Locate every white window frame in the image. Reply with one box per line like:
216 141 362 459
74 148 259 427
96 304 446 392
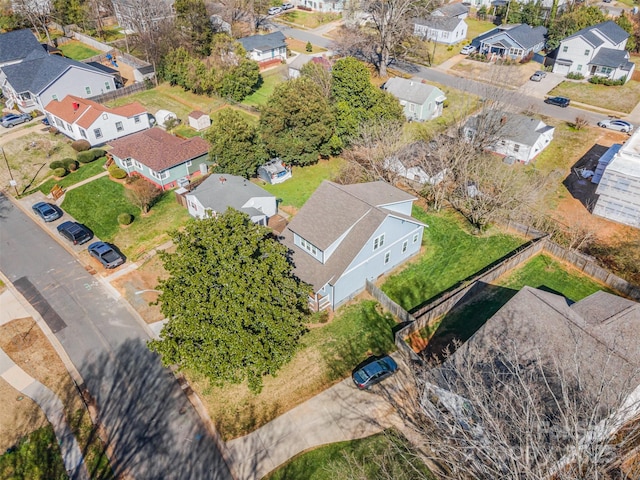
384 252 390 264
122 158 133 168
373 234 385 250
150 170 169 180
134 115 141 124
300 238 318 255
115 121 124 132
133 160 143 170
85 86 92 95
105 81 111 91
562 45 568 53
413 233 419 243
80 129 87 139
94 128 103 138
402 240 408 254
186 160 192 167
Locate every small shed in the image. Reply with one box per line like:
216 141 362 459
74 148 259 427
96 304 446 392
155 109 178 128
188 111 211 131
257 158 292 184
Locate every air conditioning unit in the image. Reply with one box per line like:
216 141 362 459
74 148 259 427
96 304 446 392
177 177 190 188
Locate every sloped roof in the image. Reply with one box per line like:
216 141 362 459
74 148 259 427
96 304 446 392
289 53 312 71
45 95 147 128
1 55 110 94
109 128 209 171
239 31 286 52
589 47 634 70
432 3 469 17
187 174 274 215
414 16 464 33
282 181 421 290
465 111 553 147
0 29 47 65
479 24 547 50
566 20 629 47
384 77 446 105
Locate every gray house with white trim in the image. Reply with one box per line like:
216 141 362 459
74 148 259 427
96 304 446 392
474 23 547 59
239 31 287 63
431 3 469 19
383 77 446 122
281 181 426 311
413 16 468 45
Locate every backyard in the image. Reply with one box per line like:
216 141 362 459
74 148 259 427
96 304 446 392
242 65 287 108
58 40 101 60
548 79 640 114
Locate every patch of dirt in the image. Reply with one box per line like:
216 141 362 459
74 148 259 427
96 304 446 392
451 58 539 87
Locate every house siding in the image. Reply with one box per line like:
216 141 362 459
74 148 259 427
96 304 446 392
115 152 211 190
38 69 116 112
248 46 287 62
48 111 150 146
413 21 467 45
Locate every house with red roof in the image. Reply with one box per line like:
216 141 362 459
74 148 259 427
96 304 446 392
44 95 151 146
109 128 211 190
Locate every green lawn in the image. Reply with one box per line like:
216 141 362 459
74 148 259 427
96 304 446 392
548 79 640 113
58 41 101 60
0 426 68 480
381 207 525 312
29 158 107 196
242 66 287 107
266 431 433 480
258 157 345 209
415 254 609 356
279 10 340 29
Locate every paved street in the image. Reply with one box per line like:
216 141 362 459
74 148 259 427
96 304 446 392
0 193 231 480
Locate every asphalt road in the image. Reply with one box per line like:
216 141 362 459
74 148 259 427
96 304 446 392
0 193 231 480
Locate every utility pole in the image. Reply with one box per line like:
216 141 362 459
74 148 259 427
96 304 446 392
1 147 19 196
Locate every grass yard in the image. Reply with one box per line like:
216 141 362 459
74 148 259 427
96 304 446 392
279 10 340 29
548 79 640 113
413 253 610 356
257 157 345 210
172 124 204 138
266 430 433 480
286 39 326 54
29 158 107 196
61 177 190 258
465 17 498 40
0 426 68 480
58 41 101 60
381 207 525 312
190 300 397 439
242 66 287 107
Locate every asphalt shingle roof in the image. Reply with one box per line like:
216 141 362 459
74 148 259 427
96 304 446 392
465 111 553 147
188 174 274 215
589 47 633 70
433 3 469 17
384 77 446 105
0 29 46 65
239 31 286 53
501 24 547 49
413 16 464 33
567 20 629 47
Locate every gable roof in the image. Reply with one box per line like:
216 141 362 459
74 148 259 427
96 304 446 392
384 77 446 105
239 31 286 53
413 16 465 33
565 20 629 48
432 3 469 17
282 181 420 290
45 95 147 128
0 29 47 65
465 111 553 147
1 55 110 94
479 24 547 50
289 53 312 71
109 128 209 172
589 47 634 70
187 174 274 215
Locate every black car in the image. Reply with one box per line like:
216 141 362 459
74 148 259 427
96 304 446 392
88 241 125 268
32 201 61 222
57 221 92 245
352 355 398 390
544 96 570 108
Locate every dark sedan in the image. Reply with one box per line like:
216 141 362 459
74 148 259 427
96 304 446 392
352 355 398 390
544 96 570 108
88 241 125 269
32 201 62 222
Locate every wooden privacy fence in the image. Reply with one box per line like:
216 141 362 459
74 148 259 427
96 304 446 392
88 82 151 103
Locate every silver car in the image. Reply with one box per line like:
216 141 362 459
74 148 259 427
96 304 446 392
1 113 31 128
597 119 634 133
530 70 547 82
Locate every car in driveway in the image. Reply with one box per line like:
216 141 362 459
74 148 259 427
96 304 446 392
57 221 92 245
88 241 125 268
460 45 477 55
530 70 547 82
352 355 398 390
597 118 634 133
32 201 62 222
281 2 294 9
268 6 282 14
1 113 31 128
544 96 570 108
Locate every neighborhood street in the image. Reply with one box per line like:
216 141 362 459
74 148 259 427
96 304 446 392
0 193 231 479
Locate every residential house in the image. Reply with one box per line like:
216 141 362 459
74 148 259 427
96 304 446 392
44 95 150 146
423 286 640 474
258 158 292 184
431 3 469 19
464 111 554 164
210 15 232 34
288 54 331 78
0 29 116 113
473 23 547 59
413 16 468 45
552 21 634 83
185 174 276 225
109 128 211 190
385 141 446 185
188 111 211 131
111 0 175 33
383 77 446 122
299 0 345 12
239 31 287 64
592 129 640 228
281 181 426 311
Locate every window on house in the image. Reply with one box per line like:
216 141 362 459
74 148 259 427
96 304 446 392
601 66 613 74
105 81 111 91
585 49 590 56
514 144 520 152
384 252 390 264
133 160 143 169
577 64 582 71
66 123 72 130
150 170 169 180
409 103 416 113
80 129 87 139
413 233 419 243
442 32 449 39
373 234 385 250
122 159 133 168
115 121 124 132
300 238 318 255
134 115 141 124
402 240 408 254
186 160 192 167
51 94 58 101
500 140 506 146
562 45 568 53
85 86 92 95
102 113 108 120
94 128 103 138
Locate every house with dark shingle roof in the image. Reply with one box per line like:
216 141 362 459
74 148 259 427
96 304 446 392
281 181 426 311
109 128 211 190
431 3 469 19
472 23 547 59
552 21 634 83
383 77 446 122
413 16 468 45
463 111 555 164
44 95 150 146
239 31 287 63
0 29 116 113
185 174 276 225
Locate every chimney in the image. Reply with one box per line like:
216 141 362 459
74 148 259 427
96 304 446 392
219 176 226 184
72 102 80 112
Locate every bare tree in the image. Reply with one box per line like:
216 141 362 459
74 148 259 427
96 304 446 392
125 177 163 213
299 61 332 98
12 0 53 44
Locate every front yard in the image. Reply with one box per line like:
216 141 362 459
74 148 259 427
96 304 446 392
279 10 340 29
548 79 640 113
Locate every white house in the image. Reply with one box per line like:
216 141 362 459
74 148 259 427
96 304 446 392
431 3 469 19
239 31 287 63
464 111 555 164
592 129 640 228
44 95 150 146
413 16 468 45
299 0 345 12
383 77 446 122
385 141 446 185
185 174 277 225
552 21 634 83
288 54 312 79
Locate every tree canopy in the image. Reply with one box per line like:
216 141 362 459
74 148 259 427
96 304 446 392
174 0 213 56
546 6 607 50
149 209 310 393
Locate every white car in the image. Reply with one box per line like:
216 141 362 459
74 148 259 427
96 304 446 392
597 119 634 133
460 45 477 55
282 2 294 9
268 6 282 14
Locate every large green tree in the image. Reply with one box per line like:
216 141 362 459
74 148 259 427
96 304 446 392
546 6 606 50
616 12 637 52
205 109 267 177
149 209 310 393
174 0 212 56
260 77 336 166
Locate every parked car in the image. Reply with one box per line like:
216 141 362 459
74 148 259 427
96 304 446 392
597 118 634 133
41 116 50 126
460 45 477 55
544 96 570 108
32 202 62 222
1 113 31 128
268 6 282 14
57 221 92 245
352 355 398 390
282 2 294 9
88 241 125 269
530 71 547 82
